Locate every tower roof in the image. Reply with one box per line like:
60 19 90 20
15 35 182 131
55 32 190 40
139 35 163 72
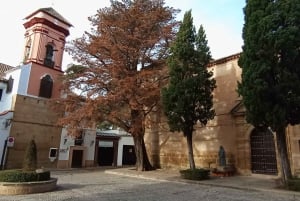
25 7 72 27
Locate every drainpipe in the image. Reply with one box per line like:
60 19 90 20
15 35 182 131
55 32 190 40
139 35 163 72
1 139 7 170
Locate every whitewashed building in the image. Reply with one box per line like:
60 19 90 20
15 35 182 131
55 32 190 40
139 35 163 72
57 128 135 168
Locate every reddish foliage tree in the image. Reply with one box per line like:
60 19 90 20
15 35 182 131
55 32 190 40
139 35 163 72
55 0 179 171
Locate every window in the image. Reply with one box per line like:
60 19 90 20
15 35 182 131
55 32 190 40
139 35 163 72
49 148 58 158
6 76 14 93
75 131 84 146
0 89 3 101
39 75 53 98
44 44 55 67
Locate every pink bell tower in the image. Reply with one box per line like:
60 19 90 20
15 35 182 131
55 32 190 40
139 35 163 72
22 7 72 98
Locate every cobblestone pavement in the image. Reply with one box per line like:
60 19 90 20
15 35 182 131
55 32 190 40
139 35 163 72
0 168 299 201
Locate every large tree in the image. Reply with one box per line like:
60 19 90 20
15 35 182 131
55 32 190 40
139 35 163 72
162 10 216 170
238 0 300 184
56 0 179 171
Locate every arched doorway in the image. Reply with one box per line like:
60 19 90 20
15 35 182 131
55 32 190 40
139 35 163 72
250 128 278 175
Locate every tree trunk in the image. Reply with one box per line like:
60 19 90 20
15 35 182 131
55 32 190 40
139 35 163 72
186 132 195 170
133 134 153 171
275 126 292 185
131 109 153 171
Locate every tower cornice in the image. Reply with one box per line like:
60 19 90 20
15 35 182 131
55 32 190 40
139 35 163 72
23 17 70 36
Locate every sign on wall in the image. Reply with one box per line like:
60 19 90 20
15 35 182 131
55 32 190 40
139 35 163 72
99 141 113 147
7 137 15 147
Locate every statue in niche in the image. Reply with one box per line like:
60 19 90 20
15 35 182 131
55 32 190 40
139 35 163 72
218 145 226 167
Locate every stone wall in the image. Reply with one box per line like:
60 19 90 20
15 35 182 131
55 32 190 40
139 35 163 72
286 125 300 176
145 53 300 177
145 54 241 171
5 94 62 169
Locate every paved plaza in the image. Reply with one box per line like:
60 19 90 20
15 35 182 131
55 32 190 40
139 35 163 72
0 168 299 201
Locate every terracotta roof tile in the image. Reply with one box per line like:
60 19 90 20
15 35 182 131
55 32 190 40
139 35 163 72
0 63 14 77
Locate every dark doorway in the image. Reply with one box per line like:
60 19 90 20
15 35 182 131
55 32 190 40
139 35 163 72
98 147 114 166
71 150 83 168
250 128 278 175
122 145 136 165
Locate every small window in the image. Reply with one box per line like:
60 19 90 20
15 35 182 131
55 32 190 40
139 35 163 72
6 76 14 93
0 89 3 101
49 148 58 158
75 131 84 146
39 75 53 98
44 44 55 67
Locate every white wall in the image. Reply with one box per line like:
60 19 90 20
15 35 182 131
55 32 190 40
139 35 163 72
0 111 13 166
98 129 134 166
117 136 134 166
0 64 31 113
82 129 96 161
0 70 19 112
58 128 71 160
58 127 133 167
17 64 31 95
58 128 96 161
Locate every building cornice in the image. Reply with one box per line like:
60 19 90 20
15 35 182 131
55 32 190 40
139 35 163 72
23 17 70 36
208 52 241 67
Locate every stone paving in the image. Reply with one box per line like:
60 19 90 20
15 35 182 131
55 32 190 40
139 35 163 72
0 168 299 201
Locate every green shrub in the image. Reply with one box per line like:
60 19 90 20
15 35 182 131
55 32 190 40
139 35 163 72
37 171 50 181
287 178 300 191
0 169 50 182
180 168 210 180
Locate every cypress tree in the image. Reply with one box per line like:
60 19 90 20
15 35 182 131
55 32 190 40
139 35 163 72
162 10 216 170
23 139 37 171
238 0 300 184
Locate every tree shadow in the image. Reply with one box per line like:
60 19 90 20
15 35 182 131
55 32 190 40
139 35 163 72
55 183 83 191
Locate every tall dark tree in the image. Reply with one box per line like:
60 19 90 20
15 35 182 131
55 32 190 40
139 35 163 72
55 0 179 171
238 0 300 184
23 139 37 171
162 10 216 170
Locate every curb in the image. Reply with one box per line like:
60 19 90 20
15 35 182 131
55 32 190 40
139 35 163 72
105 169 300 196
0 178 57 195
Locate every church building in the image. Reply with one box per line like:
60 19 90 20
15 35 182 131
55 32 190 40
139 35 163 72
1 7 299 179
0 7 72 169
145 53 300 177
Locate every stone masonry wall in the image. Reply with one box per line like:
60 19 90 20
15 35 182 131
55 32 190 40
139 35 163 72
5 94 62 169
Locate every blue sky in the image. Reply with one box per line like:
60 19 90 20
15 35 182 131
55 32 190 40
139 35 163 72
0 0 245 68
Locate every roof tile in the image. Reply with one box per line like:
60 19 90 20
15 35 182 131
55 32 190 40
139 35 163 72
0 63 14 77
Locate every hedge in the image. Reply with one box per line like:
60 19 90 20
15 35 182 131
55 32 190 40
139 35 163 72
287 178 300 191
0 169 50 182
180 168 210 180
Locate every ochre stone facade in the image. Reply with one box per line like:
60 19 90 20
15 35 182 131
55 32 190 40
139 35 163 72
5 95 62 169
145 53 300 177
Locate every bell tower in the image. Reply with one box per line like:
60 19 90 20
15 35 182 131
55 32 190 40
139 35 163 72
23 7 72 71
21 7 72 98
3 7 72 169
